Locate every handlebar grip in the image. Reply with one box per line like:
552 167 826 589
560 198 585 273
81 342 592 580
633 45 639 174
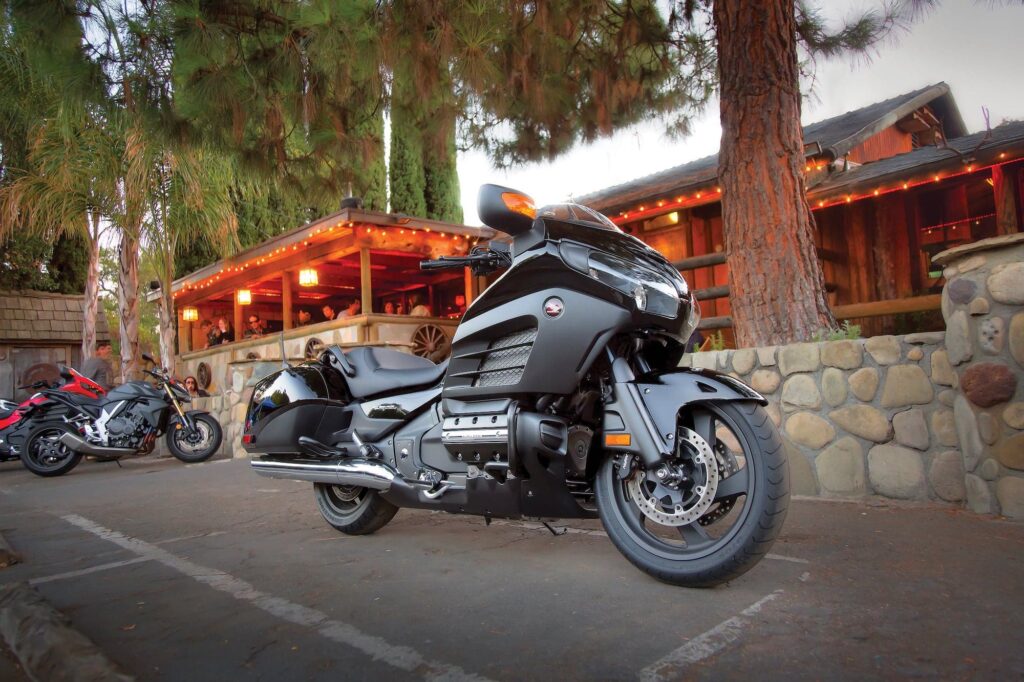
420 258 464 271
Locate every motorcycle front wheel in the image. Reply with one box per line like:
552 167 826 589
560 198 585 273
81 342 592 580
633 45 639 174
21 423 84 477
595 401 788 587
166 414 223 463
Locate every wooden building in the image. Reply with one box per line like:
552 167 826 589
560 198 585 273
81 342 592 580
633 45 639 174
161 208 492 393
0 290 111 400
578 83 1024 340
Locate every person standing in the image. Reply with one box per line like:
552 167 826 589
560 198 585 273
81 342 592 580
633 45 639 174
79 341 113 390
409 294 431 317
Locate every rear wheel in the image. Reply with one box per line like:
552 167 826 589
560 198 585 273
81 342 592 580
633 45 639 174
595 401 788 587
313 483 398 535
20 423 83 477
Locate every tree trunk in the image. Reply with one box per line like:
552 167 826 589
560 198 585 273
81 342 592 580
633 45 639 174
158 259 176 376
118 228 140 382
713 0 834 347
80 214 101 362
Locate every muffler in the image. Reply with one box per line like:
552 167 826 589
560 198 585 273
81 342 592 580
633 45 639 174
58 432 136 458
251 456 397 491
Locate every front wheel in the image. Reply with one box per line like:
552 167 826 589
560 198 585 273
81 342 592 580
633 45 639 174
313 483 398 535
595 401 788 587
21 423 84 477
166 413 222 463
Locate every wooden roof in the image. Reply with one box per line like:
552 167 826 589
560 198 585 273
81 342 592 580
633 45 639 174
163 208 494 306
578 83 966 213
807 120 1024 202
0 289 111 344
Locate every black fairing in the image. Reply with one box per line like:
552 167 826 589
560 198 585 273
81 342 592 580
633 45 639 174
445 216 695 401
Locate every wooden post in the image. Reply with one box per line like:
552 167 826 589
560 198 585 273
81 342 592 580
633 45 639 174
359 248 372 314
177 316 191 355
992 165 1020 236
282 271 293 330
463 267 475 305
233 293 243 342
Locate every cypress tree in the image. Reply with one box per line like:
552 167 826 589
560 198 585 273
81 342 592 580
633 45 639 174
387 101 426 216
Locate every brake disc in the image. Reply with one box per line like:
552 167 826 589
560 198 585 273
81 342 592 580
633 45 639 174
699 441 739 527
626 427 719 527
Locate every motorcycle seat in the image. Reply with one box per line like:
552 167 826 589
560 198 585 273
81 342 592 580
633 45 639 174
343 347 449 399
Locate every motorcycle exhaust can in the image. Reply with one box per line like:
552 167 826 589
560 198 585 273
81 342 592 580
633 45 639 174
251 456 397 491
58 432 136 459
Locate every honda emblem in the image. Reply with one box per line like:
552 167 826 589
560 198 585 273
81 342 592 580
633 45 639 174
544 297 564 318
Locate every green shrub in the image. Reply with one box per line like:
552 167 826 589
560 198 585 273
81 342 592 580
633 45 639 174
810 320 862 342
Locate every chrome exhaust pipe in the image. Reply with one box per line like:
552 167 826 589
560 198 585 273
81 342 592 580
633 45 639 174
58 432 136 458
251 457 397 491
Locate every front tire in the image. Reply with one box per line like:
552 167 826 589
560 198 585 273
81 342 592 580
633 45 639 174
595 401 788 587
20 423 84 477
166 413 222 463
314 483 398 535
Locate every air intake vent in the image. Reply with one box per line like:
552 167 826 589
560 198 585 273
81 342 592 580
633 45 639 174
472 328 537 387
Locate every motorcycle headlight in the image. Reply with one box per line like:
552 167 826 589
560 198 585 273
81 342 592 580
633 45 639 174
587 252 680 317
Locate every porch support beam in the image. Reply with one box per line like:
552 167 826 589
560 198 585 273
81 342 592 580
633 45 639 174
282 270 293 330
360 248 372 314
993 164 1020 236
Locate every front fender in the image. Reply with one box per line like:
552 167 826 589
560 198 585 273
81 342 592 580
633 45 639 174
169 409 208 431
602 366 766 467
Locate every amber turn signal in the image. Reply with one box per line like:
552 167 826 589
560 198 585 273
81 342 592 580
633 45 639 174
501 192 536 219
604 433 631 447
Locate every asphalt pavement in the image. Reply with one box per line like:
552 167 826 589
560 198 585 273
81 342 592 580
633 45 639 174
0 454 1021 681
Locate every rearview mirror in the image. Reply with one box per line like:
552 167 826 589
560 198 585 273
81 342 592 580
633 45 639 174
478 184 537 236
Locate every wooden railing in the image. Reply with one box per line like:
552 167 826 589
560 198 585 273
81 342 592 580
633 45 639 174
695 295 942 331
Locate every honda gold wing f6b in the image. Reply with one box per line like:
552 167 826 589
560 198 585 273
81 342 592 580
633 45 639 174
246 184 788 587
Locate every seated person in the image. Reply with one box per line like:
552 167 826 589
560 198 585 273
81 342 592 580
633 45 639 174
296 309 312 326
215 318 234 344
383 301 396 315
200 319 219 348
321 304 336 322
337 298 362 318
244 314 264 339
183 376 209 398
409 294 431 317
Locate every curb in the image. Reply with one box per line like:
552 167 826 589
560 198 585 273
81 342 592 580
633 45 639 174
0 582 133 682
0 533 19 568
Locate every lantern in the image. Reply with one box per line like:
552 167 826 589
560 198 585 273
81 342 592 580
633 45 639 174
181 306 199 322
237 289 252 305
298 267 319 287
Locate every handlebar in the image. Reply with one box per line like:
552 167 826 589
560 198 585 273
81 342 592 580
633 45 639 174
420 248 511 274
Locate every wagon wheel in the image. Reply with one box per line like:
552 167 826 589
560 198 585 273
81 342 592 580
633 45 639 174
411 324 450 362
197 362 212 390
304 338 325 360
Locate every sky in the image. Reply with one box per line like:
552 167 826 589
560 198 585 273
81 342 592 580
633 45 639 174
454 1 1024 226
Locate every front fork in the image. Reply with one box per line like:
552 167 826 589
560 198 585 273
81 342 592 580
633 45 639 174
600 349 768 470
163 384 195 431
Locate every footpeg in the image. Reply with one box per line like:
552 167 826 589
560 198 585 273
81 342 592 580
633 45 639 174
351 430 384 459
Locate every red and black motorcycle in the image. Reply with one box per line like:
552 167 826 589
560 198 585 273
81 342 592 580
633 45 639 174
0 366 106 463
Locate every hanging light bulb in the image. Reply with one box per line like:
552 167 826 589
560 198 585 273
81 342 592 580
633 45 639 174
237 289 252 305
181 306 199 322
298 268 319 287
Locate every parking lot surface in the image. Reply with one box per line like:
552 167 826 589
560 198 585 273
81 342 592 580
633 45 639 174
0 454 1022 681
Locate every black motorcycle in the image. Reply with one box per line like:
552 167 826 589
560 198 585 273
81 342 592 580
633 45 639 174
244 184 788 587
19 356 222 477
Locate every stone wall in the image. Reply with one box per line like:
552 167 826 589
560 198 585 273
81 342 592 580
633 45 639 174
934 234 1024 518
683 333 963 504
681 233 1024 519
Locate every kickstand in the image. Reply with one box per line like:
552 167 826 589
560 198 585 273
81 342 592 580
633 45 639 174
542 522 567 537
114 459 123 468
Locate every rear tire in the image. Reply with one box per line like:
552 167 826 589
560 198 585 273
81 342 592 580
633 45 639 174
314 483 398 535
595 401 788 587
20 423 84 477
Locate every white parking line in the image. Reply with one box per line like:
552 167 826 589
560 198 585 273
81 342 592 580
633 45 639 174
638 590 783 682
61 513 491 682
28 557 153 585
